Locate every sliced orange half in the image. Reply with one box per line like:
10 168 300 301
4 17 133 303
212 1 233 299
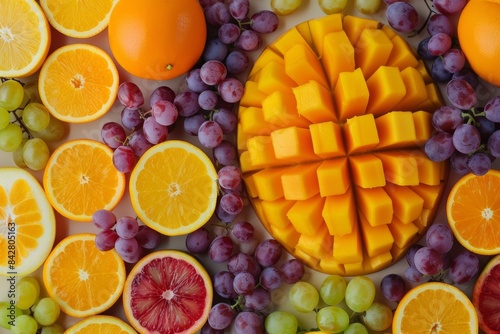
43 139 125 222
129 140 218 236
65 315 137 334
43 233 126 318
0 0 51 78
0 168 56 276
38 43 119 123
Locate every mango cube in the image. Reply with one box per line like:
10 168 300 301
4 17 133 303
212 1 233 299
365 66 406 117
388 217 419 249
393 67 428 111
333 218 363 264
309 13 343 57
384 184 424 223
342 15 379 45
257 60 296 94
261 198 296 229
375 151 419 186
317 158 350 196
239 106 273 136
322 30 355 88
296 224 333 259
271 126 319 162
322 187 356 236
240 80 268 108
386 34 419 70
348 154 386 188
412 111 433 145
252 166 293 201
287 194 325 235
344 114 379 154
359 213 394 257
272 26 315 56
281 162 321 200
333 68 369 121
355 186 393 226
270 223 300 249
248 47 283 79
309 121 346 159
293 80 337 123
375 111 417 150
246 135 282 168
355 28 394 79
284 43 329 88
261 90 311 129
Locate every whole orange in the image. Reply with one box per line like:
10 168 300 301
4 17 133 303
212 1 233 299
457 0 500 86
108 0 206 80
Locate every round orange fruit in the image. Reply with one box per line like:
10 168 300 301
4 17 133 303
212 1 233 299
473 253 500 333
108 0 207 80
458 0 500 86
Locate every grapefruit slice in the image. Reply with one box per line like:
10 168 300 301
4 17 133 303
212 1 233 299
123 250 213 333
473 254 500 333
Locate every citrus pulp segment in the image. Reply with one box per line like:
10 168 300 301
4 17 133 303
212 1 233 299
65 315 137 334
129 140 218 236
38 43 119 123
40 0 118 38
473 253 500 333
43 139 126 222
42 233 126 318
238 14 448 276
123 250 213 334
0 167 55 276
0 0 51 78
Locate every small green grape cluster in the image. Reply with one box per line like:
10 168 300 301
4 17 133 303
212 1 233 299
0 78 66 171
1 276 64 334
265 275 393 334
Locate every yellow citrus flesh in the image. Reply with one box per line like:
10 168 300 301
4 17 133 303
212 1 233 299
65 315 137 334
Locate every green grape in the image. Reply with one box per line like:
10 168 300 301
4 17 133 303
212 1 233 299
20 81 40 107
0 301 23 330
0 123 23 152
270 0 303 15
316 306 350 333
33 297 60 326
265 311 298 334
345 276 375 313
32 115 66 142
320 274 347 305
10 314 38 334
360 302 393 332
289 281 319 312
15 276 41 310
344 322 369 334
41 324 65 334
0 106 9 130
0 80 25 111
22 102 50 132
355 0 381 14
12 138 28 168
22 138 50 171
318 0 348 14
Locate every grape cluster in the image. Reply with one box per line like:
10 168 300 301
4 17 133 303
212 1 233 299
92 209 162 264
1 276 64 334
0 78 65 171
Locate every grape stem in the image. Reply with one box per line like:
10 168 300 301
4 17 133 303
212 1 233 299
1 77 35 139
408 0 439 37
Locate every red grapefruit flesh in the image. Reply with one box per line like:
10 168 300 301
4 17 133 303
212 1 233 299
123 250 213 334
473 254 500 334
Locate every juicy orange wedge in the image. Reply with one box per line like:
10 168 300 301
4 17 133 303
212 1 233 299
65 315 137 334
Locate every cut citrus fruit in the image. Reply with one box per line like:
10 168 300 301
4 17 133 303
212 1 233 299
43 139 125 222
129 140 218 236
43 233 126 318
0 167 55 276
473 253 500 334
65 315 137 334
38 43 119 123
0 0 51 78
447 169 500 255
123 250 213 334
393 281 478 333
40 0 118 38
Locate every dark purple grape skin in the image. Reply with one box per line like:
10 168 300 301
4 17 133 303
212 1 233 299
203 38 229 62
404 266 424 283
431 57 453 83
425 223 454 254
432 106 464 133
213 108 237 134
476 116 496 141
204 2 231 27
414 246 444 276
227 253 261 280
386 2 419 33
208 303 236 330
254 239 282 268
228 0 250 20
468 152 492 176
453 67 479 89
450 151 471 175
101 122 127 149
406 244 423 268
259 267 283 291
121 107 144 131
149 86 176 107
380 274 406 303
453 123 481 154
233 272 256 295
183 114 206 136
231 220 255 243
185 227 212 254
424 131 455 162
174 90 200 117
488 130 500 158
244 287 272 311
113 145 135 173
250 10 279 34
218 23 241 45
449 251 480 284
427 13 455 36
209 235 235 263
484 96 500 122
446 79 477 110
417 37 437 60
233 311 264 334
280 259 305 284
213 140 237 166
213 271 238 299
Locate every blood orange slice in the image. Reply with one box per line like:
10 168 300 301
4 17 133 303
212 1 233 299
473 253 500 334
123 249 213 333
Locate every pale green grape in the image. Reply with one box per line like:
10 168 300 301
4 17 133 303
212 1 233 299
15 276 40 310
0 123 23 152
355 0 381 14
12 138 28 168
32 115 66 142
265 311 298 334
0 106 9 130
20 81 40 107
270 0 303 15
344 322 369 334
345 276 375 313
318 0 348 14
316 306 350 333
10 314 38 334
22 102 50 131
41 324 65 334
320 274 347 305
22 138 50 171
33 297 60 326
0 301 23 329
0 80 25 111
289 281 319 312
360 302 393 332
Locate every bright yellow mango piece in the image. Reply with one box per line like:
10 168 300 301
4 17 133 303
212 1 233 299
272 26 315 56
393 67 428 111
344 113 379 154
320 256 346 276
309 13 343 57
388 216 419 249
348 154 386 188
322 187 356 236
246 135 282 168
386 34 419 70
261 198 296 229
355 28 394 79
261 91 311 129
271 126 319 162
293 80 337 123
413 150 445 186
270 223 300 249
252 165 293 201
384 183 424 223
248 47 283 80
317 158 350 196
416 59 433 84
413 208 431 234
240 151 262 173
293 248 320 268
239 106 273 136
369 252 393 272
365 66 406 117
375 150 419 186
416 83 444 111
355 186 393 226
333 68 369 121
237 121 251 152
343 15 379 45
412 111 433 145
287 194 326 235
242 171 258 197
252 199 271 231
296 224 333 259
359 213 394 257
322 30 355 89
281 162 321 200
257 60 296 94
310 121 346 159
333 218 363 264
240 80 268 108
284 43 329 88
343 261 365 276
375 111 417 150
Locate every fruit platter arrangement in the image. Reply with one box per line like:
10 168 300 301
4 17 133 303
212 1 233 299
1 0 500 333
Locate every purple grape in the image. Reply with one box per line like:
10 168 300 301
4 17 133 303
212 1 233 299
213 271 238 299
233 311 264 334
213 108 237 134
446 78 477 110
259 267 283 291
432 106 464 133
453 67 479 89
92 209 116 230
431 57 453 83
254 239 282 268
135 225 161 249
199 0 223 9
219 193 244 216
228 0 250 20
151 100 178 126
121 107 143 131
442 252 452 270
216 203 238 223
468 152 492 176
225 50 250 75
186 227 211 254
424 131 455 162
208 303 236 330
218 165 242 190
484 95 500 122
174 90 200 117
227 253 261 279
453 123 481 154
117 81 144 110
201 323 224 334
434 0 467 15
450 151 471 175
198 120 223 148
404 266 424 283
113 145 135 173
186 69 211 93
414 246 443 275
95 229 119 251
218 78 244 103
200 60 227 86
426 223 454 254
213 140 236 166
204 2 231 27
405 244 423 268
427 13 455 36
203 38 229 62
488 130 500 158
115 216 140 239
380 274 406 303
280 259 305 284
417 37 437 60
218 23 241 44
244 287 272 311
127 129 153 157
149 86 175 109
386 2 419 33
101 122 126 149
183 113 206 136
115 237 140 260
449 250 480 284
231 221 255 243
198 90 219 111
250 10 279 34
120 246 143 264
428 32 452 56
233 272 256 295
209 235 235 263
476 116 496 141
442 48 465 73
234 29 262 51
143 117 168 144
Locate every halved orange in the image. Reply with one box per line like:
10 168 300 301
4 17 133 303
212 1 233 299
447 169 500 255
65 315 137 334
40 0 118 38
123 250 213 334
43 139 125 222
43 233 126 318
129 140 218 236
38 43 119 123
0 0 51 78
0 168 55 276
393 282 478 333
